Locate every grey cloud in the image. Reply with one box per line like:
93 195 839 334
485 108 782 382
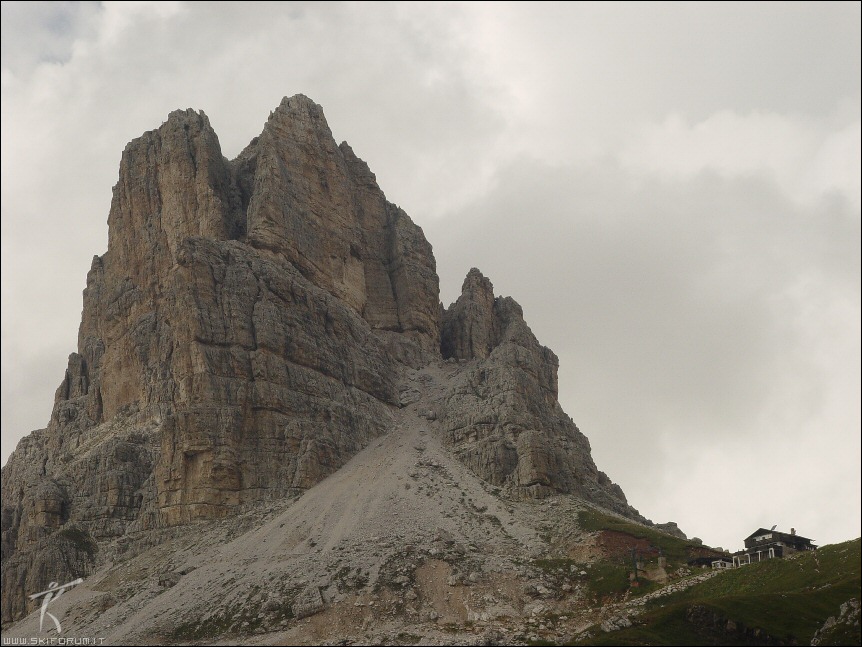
1 2 859 551
1 1 101 73
428 156 860 548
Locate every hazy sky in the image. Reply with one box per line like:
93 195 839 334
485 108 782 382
2 1 859 552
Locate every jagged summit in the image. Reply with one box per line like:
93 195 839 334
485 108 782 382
272 92 322 116
1 96 637 629
441 267 521 360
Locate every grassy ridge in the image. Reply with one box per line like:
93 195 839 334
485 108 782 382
577 508 703 564
667 538 860 600
575 538 861 646
574 508 707 601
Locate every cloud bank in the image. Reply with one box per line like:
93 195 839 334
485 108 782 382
2 1 859 551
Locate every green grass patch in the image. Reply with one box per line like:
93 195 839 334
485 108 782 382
572 538 861 646
531 557 641 601
574 604 760 646
569 507 708 600
577 508 696 564
666 539 860 603
586 561 631 600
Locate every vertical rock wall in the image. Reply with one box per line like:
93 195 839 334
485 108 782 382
1 96 633 626
440 268 629 507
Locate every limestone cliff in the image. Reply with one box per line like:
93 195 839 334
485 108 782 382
1 95 632 625
440 269 627 505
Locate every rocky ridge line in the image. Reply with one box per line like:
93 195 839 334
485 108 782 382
2 95 639 626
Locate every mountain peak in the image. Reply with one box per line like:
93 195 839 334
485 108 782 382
1 96 638 632
164 106 210 125
267 93 329 130
277 92 323 113
463 266 492 291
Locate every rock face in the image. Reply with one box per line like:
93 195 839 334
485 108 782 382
656 521 688 540
440 269 628 506
1 95 631 625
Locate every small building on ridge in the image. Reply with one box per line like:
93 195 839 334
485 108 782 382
732 527 816 567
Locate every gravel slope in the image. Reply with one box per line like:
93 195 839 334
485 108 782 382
6 361 683 645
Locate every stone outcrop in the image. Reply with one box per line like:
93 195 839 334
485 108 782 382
440 269 628 507
236 98 439 351
1 95 633 625
440 269 499 360
812 598 861 646
656 521 688 540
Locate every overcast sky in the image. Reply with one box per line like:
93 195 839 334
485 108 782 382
2 1 859 552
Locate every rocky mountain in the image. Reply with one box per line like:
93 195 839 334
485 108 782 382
1 95 691 643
